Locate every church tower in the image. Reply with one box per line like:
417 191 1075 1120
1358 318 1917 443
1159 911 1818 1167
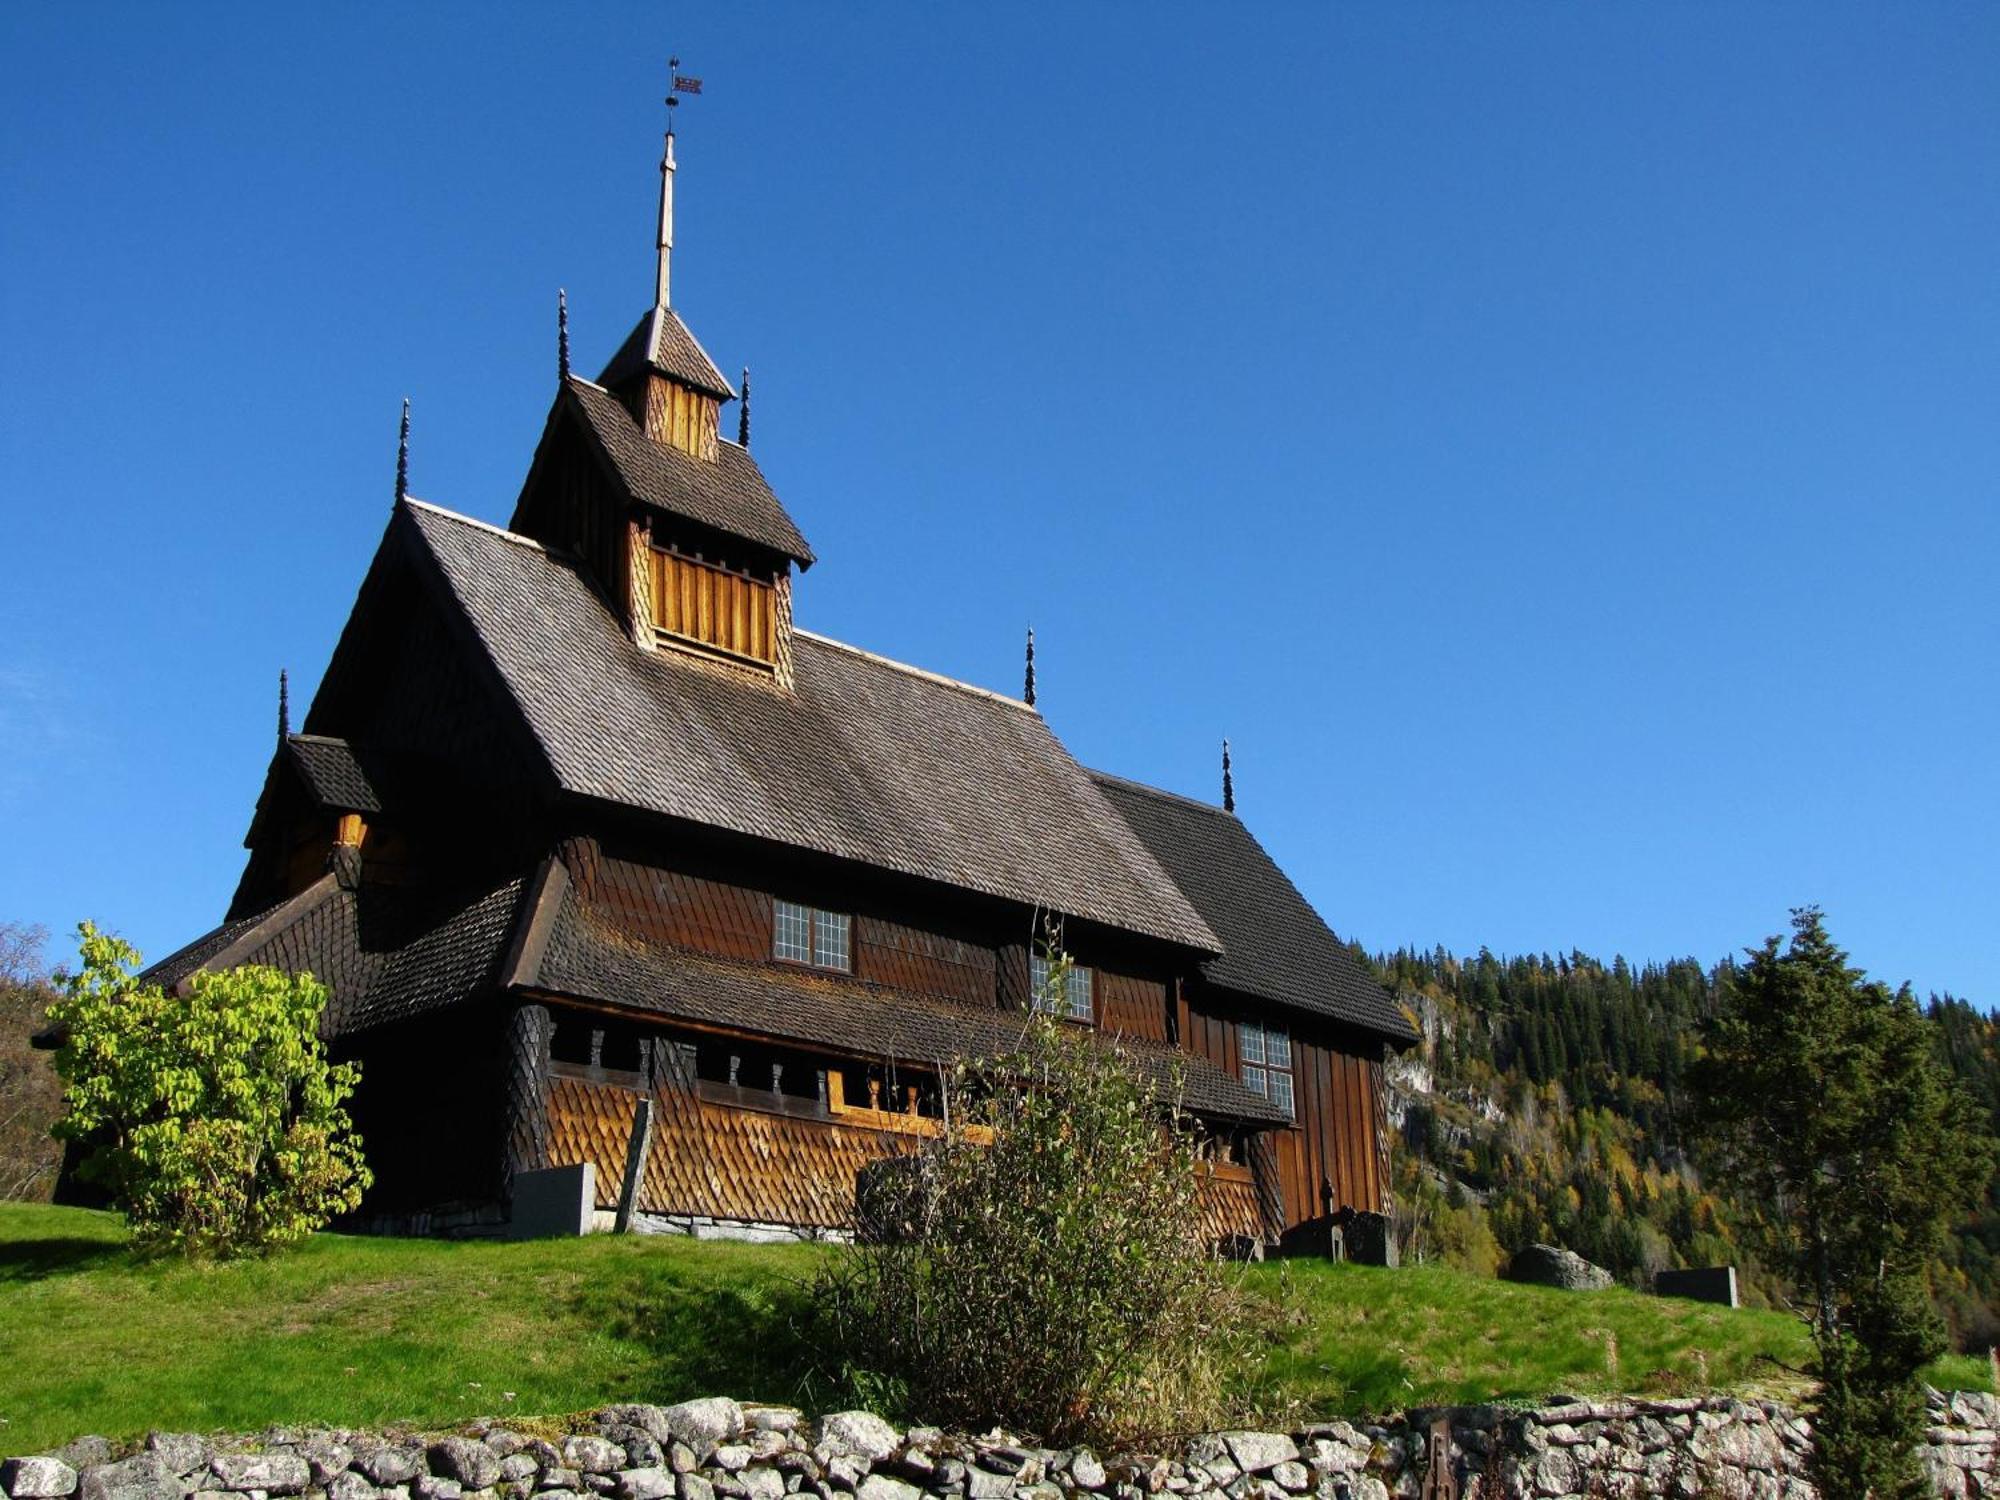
510 97 814 685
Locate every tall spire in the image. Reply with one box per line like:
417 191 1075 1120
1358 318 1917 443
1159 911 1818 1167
655 124 676 307
738 366 751 449
277 669 290 744
1024 627 1037 707
558 289 570 380
1222 738 1235 814
395 398 410 502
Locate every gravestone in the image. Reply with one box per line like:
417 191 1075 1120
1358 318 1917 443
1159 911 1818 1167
1655 1265 1739 1308
509 1162 596 1238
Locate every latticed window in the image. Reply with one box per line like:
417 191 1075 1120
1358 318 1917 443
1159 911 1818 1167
774 900 849 972
1028 953 1093 1022
1240 1020 1295 1118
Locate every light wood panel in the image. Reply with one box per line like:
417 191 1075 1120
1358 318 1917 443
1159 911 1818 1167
650 548 777 664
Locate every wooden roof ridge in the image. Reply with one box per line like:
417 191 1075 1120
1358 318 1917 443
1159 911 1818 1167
792 629 1037 715
1087 765 1225 815
402 495 550 553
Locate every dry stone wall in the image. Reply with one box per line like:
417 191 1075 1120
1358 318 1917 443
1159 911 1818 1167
4 1390 1997 1500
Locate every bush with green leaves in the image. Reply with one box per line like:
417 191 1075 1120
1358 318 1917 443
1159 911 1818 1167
49 922 370 1256
811 950 1244 1446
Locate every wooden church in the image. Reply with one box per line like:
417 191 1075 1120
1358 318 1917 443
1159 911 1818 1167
134 104 1418 1245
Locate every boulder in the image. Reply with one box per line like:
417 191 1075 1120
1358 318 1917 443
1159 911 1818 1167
328 1476 381 1500
1504 1243 1614 1291
1066 1454 1106 1493
854 1479 921 1500
3 1459 80 1500
661 1400 744 1455
557 1442 622 1479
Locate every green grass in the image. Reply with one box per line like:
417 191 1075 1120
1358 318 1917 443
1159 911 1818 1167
0 1203 1987 1451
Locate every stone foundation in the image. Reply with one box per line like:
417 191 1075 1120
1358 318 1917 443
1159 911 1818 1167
6 1389 1997 1500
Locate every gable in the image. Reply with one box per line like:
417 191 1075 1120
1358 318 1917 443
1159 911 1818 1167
1091 771 1417 1045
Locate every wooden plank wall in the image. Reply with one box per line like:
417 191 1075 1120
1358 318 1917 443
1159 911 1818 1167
580 852 998 1008
856 916 996 1008
650 548 777 664
1181 990 1387 1226
1095 968 1169 1041
642 377 720 461
1280 1037 1386 1223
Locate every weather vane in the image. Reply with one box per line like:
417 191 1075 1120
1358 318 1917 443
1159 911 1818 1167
667 56 703 120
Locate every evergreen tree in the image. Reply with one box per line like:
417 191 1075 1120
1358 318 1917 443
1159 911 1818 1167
1693 909 1993 1500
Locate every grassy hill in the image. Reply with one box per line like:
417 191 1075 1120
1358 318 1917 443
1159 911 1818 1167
0 1202 1986 1450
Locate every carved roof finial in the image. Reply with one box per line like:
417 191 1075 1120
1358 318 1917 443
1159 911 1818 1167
395 398 410 503
1222 737 1235 814
1024 626 1037 707
278 669 290 743
738 366 751 449
558 289 570 380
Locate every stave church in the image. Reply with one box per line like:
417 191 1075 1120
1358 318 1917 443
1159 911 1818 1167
124 97 1418 1247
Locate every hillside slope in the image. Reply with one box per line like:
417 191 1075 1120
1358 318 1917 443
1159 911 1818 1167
0 1202 1905 1450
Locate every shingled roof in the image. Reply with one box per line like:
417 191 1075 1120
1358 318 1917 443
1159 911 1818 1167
285 734 381 813
1091 772 1417 1045
399 500 1218 954
598 305 737 402
564 377 814 567
139 872 528 1039
527 869 1287 1125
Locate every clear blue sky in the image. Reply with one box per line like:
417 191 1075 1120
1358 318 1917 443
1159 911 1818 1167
2 6 1994 1000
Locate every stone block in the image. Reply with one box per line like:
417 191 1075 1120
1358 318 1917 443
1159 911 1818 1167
210 1456 310 1495
3 1459 80 1499
1654 1266 1739 1308
430 1441 501 1492
615 1473 674 1500
358 1453 422 1488
1219 1437 1297 1477
78 1456 181 1500
508 1164 596 1239
144 1436 211 1479
818 1414 901 1464
662 1400 745 1455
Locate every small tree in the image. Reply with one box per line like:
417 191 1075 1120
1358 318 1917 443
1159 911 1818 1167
813 948 1241 1446
1693 908 1993 1499
50 922 371 1256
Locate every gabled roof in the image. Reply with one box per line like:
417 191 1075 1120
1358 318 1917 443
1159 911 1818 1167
563 377 814 567
285 734 380 813
139 872 529 1038
399 499 1219 954
526 866 1286 1125
598 305 737 402
1090 772 1418 1045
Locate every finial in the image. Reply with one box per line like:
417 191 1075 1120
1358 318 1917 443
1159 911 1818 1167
558 289 570 380
1024 627 1037 707
738 366 751 449
277 669 290 743
1222 738 1235 814
395 398 410 502
656 59 701 308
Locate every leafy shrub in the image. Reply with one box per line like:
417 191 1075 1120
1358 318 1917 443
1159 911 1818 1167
811 952 1244 1446
0 921 61 1201
49 922 370 1256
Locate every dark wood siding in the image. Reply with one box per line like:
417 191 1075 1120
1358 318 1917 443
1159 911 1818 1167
1184 985 1388 1225
855 916 996 1007
1096 968 1169 1041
